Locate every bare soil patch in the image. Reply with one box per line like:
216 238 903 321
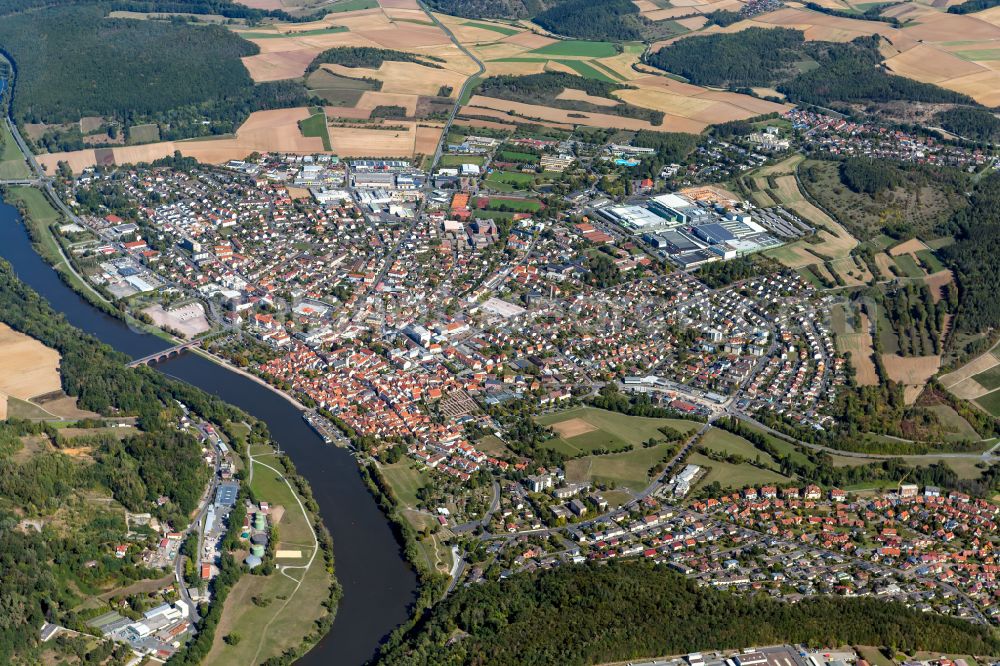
551 418 599 438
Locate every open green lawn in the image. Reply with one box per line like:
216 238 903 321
687 451 791 490
924 404 982 442
206 547 330 665
380 460 430 509
973 365 1000 391
699 428 783 471
298 110 331 151
438 154 485 167
6 186 59 223
463 20 518 36
530 40 618 58
975 387 1000 417
537 406 697 456
127 123 159 144
565 440 679 492
0 121 30 179
892 253 925 278
6 396 58 419
249 458 315 547
476 434 512 457
497 149 539 163
589 59 628 82
488 196 541 211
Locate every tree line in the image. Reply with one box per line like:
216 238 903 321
376 560 1000 665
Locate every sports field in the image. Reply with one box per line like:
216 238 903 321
537 406 698 456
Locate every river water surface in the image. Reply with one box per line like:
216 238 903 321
0 198 417 665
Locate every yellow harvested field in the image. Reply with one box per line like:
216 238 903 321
357 24 452 48
647 6 703 19
380 0 419 8
552 418 599 438
902 12 1000 41
924 269 955 302
39 108 328 174
830 255 873 286
355 91 419 115
502 31 557 49
633 0 660 10
455 117 516 131
325 121 441 157
556 88 622 107
889 237 930 256
873 253 897 280
732 7 908 42
837 313 879 386
677 15 709 29
415 124 443 155
459 106 575 130
544 60 581 76
0 393 7 420
973 4 1000 26
934 69 1000 106
465 95 669 130
321 59 469 96
882 353 941 387
483 60 548 76
0 323 62 401
884 44 984 84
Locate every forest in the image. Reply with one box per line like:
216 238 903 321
533 0 646 41
306 46 445 73
0 3 315 142
649 31 973 108
935 106 1000 142
648 28 806 88
948 0 1000 13
376 560 1000 665
476 72 665 125
880 282 955 356
940 171 1000 335
422 0 540 19
0 258 259 661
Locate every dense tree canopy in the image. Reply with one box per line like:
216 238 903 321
940 172 1000 334
377 561 1000 665
533 0 644 41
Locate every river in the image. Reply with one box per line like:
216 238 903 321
0 198 418 665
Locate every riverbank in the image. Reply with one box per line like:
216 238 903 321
0 195 418 664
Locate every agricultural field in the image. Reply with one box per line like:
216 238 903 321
536 406 697 457
298 108 332 150
754 156 858 269
940 340 1000 401
976 388 1000 417
37 107 331 173
0 120 30 179
0 322 62 419
835 310 879 386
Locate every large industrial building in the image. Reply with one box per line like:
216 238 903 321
598 192 785 268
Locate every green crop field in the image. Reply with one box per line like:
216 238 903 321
298 109 331 151
463 20 518 36
915 249 946 273
559 59 618 82
893 253 925 278
530 40 618 58
976 387 1000 417
537 406 697 456
973 365 1000 391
